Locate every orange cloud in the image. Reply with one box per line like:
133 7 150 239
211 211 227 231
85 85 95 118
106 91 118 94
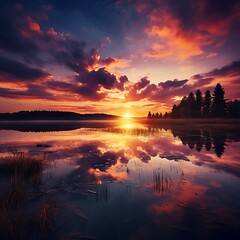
145 11 212 61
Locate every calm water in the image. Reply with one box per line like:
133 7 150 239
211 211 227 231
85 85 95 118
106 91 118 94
0 120 240 240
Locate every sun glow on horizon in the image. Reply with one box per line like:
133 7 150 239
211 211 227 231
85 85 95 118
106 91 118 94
123 113 132 119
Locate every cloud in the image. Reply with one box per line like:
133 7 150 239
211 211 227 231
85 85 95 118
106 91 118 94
135 76 150 90
205 60 240 78
158 79 188 89
0 56 50 82
0 3 130 102
197 0 240 35
142 0 240 60
0 4 48 64
0 84 54 100
144 9 210 60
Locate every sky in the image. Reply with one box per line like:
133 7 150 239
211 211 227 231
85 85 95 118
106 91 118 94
0 0 240 117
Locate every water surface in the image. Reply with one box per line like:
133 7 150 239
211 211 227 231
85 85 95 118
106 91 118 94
0 120 240 240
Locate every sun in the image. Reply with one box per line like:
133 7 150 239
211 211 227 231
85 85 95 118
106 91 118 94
123 113 132 119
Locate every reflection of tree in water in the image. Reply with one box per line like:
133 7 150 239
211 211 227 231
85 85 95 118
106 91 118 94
170 127 239 158
202 130 212 151
212 132 227 158
98 126 239 158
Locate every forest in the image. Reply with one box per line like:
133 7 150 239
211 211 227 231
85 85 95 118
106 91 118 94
148 83 240 119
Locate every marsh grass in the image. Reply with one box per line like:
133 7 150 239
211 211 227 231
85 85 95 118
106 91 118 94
154 170 173 194
0 153 47 238
0 153 42 178
38 193 57 233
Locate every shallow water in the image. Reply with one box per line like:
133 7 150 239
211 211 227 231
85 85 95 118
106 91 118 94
0 120 240 240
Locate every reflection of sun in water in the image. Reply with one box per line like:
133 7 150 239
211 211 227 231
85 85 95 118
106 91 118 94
122 123 133 129
123 113 132 119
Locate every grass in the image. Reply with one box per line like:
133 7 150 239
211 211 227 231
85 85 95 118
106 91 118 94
0 153 43 178
0 152 45 237
39 193 57 233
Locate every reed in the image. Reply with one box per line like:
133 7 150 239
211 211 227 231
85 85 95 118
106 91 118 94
39 193 57 233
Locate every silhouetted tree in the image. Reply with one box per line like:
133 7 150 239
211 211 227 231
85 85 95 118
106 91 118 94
171 104 180 118
156 112 159 118
212 83 226 117
186 92 196 118
203 90 212 117
152 113 155 118
147 111 152 119
159 113 163 118
227 100 240 118
179 96 187 117
163 112 169 118
195 89 203 117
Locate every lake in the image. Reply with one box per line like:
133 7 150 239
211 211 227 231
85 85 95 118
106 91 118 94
0 120 240 240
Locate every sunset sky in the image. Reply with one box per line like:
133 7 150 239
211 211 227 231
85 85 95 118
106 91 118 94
0 0 240 117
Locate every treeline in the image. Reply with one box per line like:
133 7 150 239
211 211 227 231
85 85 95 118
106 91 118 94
148 83 240 119
0 111 118 121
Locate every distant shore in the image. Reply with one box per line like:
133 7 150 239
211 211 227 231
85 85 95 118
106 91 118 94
0 111 119 121
138 118 240 129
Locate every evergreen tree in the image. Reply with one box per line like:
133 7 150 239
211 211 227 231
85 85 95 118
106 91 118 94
227 100 240 118
195 89 203 117
212 83 226 117
186 92 196 118
163 112 168 118
171 104 180 118
147 111 152 119
156 112 159 118
179 96 188 117
203 90 211 117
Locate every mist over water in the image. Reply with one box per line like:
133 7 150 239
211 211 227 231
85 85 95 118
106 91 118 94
0 121 240 240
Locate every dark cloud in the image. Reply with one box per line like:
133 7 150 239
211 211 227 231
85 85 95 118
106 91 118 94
0 4 44 64
0 56 50 81
206 60 240 78
74 68 128 100
101 57 115 65
135 76 150 90
46 80 80 95
158 79 188 89
126 78 189 102
51 40 91 74
0 84 54 100
78 85 106 101
0 2 127 101
80 68 117 89
117 75 129 91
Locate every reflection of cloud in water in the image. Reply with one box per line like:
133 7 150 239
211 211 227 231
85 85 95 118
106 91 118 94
1 124 240 239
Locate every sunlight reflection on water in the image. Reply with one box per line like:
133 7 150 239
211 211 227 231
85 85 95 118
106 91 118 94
0 121 240 240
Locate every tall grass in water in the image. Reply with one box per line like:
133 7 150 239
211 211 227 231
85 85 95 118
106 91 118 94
153 170 173 194
39 193 57 233
0 153 44 237
0 152 42 180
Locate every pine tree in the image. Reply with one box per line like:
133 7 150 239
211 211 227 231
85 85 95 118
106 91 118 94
186 92 196 118
147 111 152 119
171 104 180 118
212 83 226 117
196 89 203 117
203 90 211 117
